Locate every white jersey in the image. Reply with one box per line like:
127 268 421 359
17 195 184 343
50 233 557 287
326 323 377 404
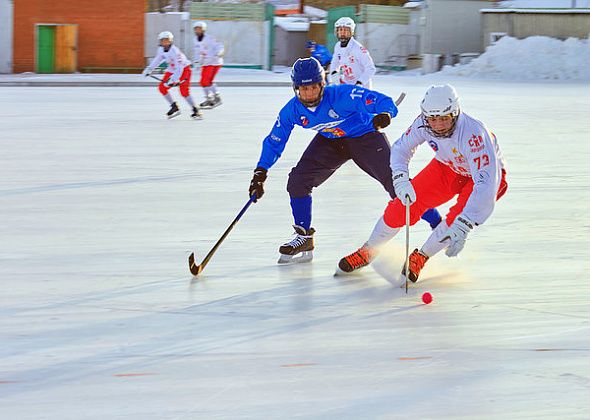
391 113 506 225
146 45 191 83
193 34 224 66
329 37 376 89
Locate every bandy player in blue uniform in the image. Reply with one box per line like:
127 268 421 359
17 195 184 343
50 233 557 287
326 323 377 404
248 57 441 264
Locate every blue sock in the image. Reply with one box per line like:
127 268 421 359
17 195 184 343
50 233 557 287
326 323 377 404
290 196 312 231
422 208 442 229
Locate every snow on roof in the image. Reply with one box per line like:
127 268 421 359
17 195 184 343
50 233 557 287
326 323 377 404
440 35 590 80
274 16 310 32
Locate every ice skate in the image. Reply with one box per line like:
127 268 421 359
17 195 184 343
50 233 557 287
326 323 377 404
209 93 222 108
191 106 203 120
401 248 429 284
335 242 376 276
277 225 315 264
199 95 214 109
166 102 180 119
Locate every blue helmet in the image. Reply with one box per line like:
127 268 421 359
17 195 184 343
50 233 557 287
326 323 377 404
291 57 326 107
291 57 324 88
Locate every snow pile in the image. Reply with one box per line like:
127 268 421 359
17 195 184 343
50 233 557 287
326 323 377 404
440 36 590 80
498 0 590 7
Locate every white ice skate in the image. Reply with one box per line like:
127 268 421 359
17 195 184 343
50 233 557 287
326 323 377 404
277 225 315 265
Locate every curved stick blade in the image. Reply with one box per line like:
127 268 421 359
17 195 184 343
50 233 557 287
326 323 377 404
188 253 202 276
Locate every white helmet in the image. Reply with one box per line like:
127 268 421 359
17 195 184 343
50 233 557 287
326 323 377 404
421 84 460 118
193 21 207 31
158 31 174 41
334 17 355 35
421 84 460 137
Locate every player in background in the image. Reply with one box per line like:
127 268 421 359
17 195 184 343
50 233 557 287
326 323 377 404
193 21 225 109
337 84 508 282
142 31 202 120
247 57 441 265
329 17 376 89
306 40 332 71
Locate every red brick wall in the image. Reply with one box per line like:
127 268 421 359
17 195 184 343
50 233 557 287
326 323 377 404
13 0 145 73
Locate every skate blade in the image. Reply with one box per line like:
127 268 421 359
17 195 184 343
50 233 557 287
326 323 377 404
167 111 181 119
277 251 313 265
191 114 203 120
333 266 362 277
200 103 221 110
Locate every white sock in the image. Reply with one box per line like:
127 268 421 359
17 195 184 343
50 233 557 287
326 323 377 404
184 95 196 107
163 93 174 105
367 217 400 248
420 222 450 257
211 84 218 95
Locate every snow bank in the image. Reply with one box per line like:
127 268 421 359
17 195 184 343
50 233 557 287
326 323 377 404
440 36 590 80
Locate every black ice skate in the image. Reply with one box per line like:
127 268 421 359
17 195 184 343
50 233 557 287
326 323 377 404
277 225 315 264
191 106 203 120
210 93 222 108
200 94 221 109
199 96 214 109
166 102 180 119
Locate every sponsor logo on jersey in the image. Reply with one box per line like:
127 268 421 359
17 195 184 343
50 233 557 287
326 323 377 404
428 140 439 151
476 171 490 185
309 120 345 131
322 127 346 137
349 54 355 63
469 134 485 152
328 109 340 119
271 134 281 142
300 116 309 126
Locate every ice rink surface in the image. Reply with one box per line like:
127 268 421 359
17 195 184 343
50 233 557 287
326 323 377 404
1 74 590 419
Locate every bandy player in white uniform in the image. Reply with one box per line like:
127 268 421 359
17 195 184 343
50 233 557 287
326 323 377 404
337 84 508 283
142 31 202 120
193 21 225 109
329 17 376 89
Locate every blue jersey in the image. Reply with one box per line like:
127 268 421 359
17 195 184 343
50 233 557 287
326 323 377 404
311 44 332 67
257 84 398 170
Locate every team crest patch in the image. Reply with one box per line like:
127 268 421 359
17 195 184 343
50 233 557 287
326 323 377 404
428 140 439 151
300 116 309 126
328 109 339 119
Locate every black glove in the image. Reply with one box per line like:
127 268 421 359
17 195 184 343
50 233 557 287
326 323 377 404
249 167 267 202
373 112 391 130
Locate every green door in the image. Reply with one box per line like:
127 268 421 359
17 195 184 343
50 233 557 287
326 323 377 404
37 25 55 73
326 6 356 53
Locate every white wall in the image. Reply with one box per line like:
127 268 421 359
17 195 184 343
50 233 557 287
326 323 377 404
422 0 493 55
197 20 268 67
145 14 269 68
0 0 13 73
358 22 414 67
145 12 192 64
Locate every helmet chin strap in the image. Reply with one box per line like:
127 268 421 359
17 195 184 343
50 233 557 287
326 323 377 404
294 84 325 108
422 114 459 138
